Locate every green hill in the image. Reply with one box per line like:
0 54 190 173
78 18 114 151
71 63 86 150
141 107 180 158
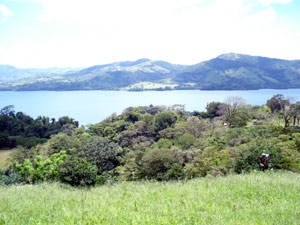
1 53 300 90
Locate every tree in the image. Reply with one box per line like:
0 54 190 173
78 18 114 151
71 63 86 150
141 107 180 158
283 102 300 127
205 101 223 118
154 111 177 132
290 102 300 126
76 136 124 173
219 97 248 127
266 94 290 113
265 94 300 127
141 148 184 180
0 105 15 116
57 116 79 127
58 156 97 186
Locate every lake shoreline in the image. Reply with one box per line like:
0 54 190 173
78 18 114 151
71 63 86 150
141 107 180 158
1 89 300 125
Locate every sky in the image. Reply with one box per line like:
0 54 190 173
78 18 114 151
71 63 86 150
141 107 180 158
0 0 300 68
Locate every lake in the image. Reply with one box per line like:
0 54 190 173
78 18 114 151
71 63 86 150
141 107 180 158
0 89 300 125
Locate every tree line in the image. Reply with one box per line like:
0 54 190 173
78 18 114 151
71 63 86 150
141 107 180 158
0 105 78 148
1 94 300 186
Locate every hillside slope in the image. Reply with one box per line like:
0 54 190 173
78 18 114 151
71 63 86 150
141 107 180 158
174 53 300 90
0 65 82 82
1 53 300 90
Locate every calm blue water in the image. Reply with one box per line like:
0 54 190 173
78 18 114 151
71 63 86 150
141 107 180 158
0 89 300 125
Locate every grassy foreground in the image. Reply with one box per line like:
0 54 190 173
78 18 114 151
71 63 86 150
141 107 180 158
0 171 300 225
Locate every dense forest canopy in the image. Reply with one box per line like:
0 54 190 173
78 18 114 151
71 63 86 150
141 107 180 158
1 94 300 186
0 105 78 148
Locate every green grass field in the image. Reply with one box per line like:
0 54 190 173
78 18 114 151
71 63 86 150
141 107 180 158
1 171 300 224
0 150 12 169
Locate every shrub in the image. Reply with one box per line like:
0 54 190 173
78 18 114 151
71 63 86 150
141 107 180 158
75 136 124 173
154 111 177 132
141 148 184 180
123 111 141 123
221 128 251 147
152 138 173 149
9 146 38 165
274 140 300 171
46 133 82 155
0 170 23 185
116 150 145 181
233 137 288 173
14 151 67 183
158 127 185 140
58 156 97 186
292 133 300 151
175 134 196 150
15 159 34 183
198 146 235 176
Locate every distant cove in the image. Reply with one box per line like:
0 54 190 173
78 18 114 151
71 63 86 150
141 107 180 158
0 89 300 125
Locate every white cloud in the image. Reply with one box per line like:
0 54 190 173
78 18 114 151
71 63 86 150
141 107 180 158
243 7 277 27
258 0 292 6
0 4 14 22
1 0 299 68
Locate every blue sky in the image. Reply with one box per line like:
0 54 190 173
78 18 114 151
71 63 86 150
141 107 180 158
0 0 300 68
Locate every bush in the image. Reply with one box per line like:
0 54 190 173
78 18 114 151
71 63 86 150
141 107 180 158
199 146 235 176
115 150 145 181
0 169 23 185
233 137 288 173
9 146 38 165
154 111 177 132
152 138 173 149
175 134 196 150
15 159 34 182
58 156 97 186
292 133 300 151
184 147 234 177
75 136 124 173
274 140 300 171
14 151 67 183
46 133 82 155
141 148 184 180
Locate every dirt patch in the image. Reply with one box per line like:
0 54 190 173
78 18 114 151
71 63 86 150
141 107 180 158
0 150 12 169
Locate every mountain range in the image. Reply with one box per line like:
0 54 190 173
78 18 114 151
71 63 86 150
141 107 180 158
1 53 300 91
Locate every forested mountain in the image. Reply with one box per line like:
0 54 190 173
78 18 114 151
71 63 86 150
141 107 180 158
1 53 300 90
174 53 300 90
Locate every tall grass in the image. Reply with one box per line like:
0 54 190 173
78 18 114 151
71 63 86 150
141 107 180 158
0 171 300 224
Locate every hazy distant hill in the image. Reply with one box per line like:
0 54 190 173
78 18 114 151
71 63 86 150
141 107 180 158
1 53 300 91
0 65 83 82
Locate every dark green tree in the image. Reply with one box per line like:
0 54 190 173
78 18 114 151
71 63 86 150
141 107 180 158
266 94 290 113
154 111 177 132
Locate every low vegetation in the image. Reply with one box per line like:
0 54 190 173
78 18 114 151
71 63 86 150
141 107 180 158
0 172 299 224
